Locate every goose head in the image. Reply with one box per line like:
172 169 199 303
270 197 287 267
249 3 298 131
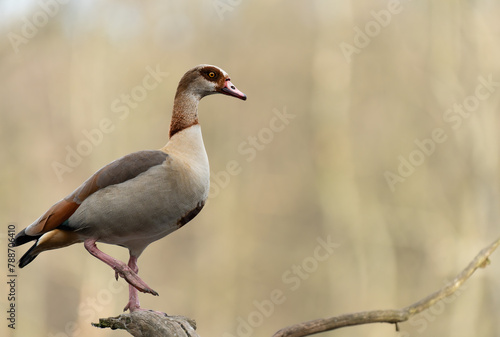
176 64 247 101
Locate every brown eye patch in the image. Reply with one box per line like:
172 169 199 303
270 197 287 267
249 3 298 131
201 67 220 81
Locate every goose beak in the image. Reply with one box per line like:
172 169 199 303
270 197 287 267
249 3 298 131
221 79 247 101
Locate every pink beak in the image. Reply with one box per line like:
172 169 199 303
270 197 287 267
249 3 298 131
221 79 247 101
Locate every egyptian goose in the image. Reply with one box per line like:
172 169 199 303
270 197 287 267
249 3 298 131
14 64 247 312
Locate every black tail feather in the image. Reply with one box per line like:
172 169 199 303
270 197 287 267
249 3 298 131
14 228 40 246
18 241 39 268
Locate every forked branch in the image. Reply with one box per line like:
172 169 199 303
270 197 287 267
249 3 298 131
92 238 500 337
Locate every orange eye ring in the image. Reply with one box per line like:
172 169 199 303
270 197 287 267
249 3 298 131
208 71 216 78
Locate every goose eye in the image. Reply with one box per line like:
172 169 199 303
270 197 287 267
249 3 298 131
208 71 216 78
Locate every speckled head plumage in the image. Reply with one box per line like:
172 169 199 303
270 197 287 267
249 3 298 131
175 64 247 100
170 64 247 138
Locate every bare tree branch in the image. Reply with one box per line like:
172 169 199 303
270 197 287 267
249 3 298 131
272 237 500 337
92 311 199 337
92 238 499 337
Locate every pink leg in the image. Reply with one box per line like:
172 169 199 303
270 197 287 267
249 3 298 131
123 255 166 315
83 239 158 296
123 256 141 312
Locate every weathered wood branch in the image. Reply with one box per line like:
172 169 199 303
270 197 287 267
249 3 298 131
92 238 499 337
272 237 500 337
92 311 199 337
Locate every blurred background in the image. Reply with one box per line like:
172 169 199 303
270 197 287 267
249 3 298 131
1 1 500 337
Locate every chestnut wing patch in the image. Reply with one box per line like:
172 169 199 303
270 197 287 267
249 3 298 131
177 201 205 228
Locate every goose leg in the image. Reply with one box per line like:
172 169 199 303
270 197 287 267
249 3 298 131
123 255 167 315
83 239 158 296
123 256 141 311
